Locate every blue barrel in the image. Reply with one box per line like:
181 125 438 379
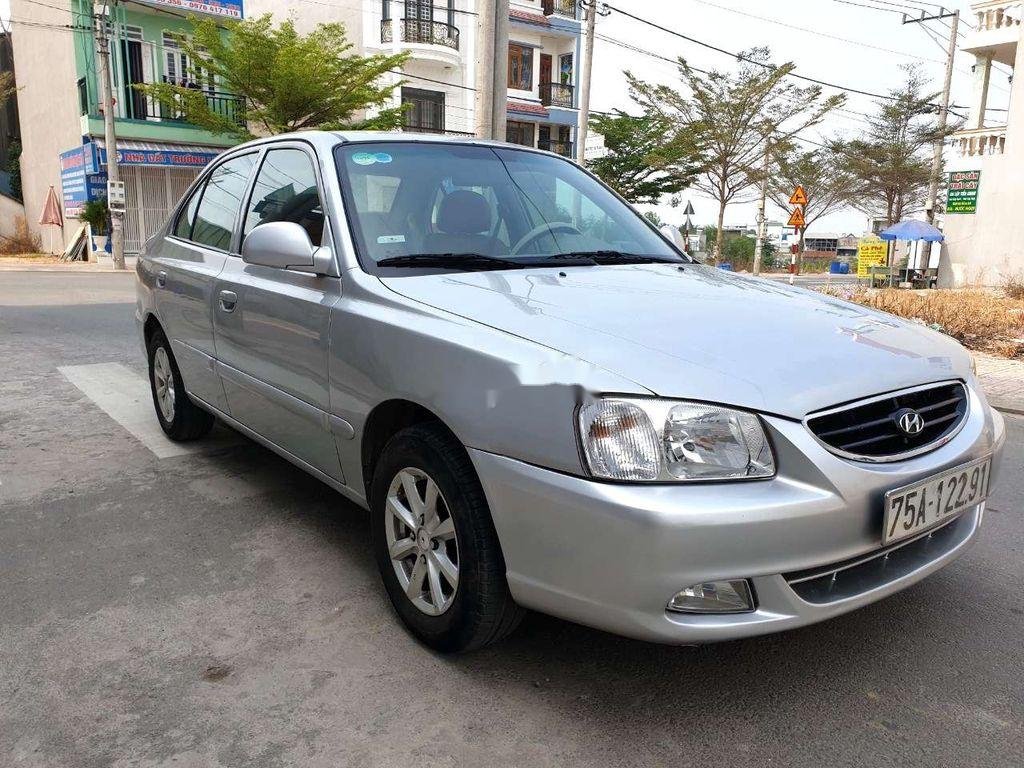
829 260 842 274
839 262 850 274
718 262 733 271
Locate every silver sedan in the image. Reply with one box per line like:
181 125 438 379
136 132 1006 652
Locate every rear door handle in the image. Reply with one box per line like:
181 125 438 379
218 290 238 313
156 270 167 288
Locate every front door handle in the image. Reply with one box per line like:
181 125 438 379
156 270 167 288
218 290 238 313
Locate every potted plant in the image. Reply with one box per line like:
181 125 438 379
79 197 110 254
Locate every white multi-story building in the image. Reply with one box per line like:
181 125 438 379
503 0 582 157
940 0 1024 286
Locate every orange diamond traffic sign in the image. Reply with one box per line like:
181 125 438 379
787 208 806 228
789 185 808 205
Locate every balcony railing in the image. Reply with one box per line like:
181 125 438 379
542 0 577 17
953 126 1007 156
381 18 460 50
538 138 574 158
158 77 246 128
540 82 575 108
973 1 1022 31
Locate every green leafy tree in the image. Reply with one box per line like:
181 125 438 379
642 210 665 227
137 15 410 139
6 139 22 201
587 109 705 205
0 71 14 110
723 234 775 271
628 48 844 264
831 67 948 226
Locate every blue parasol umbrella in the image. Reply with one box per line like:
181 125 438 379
878 219 944 242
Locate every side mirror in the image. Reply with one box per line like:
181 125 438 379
241 222 331 275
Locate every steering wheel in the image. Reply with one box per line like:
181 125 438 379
511 222 584 256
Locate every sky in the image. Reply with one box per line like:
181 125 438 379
589 0 1002 234
0 0 1001 235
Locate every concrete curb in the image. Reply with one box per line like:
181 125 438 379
991 401 1024 417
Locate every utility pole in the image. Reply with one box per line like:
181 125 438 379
752 141 771 277
491 0 509 140
903 7 959 226
474 0 495 138
575 1 607 164
95 1 125 270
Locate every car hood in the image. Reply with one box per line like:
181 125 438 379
380 264 971 419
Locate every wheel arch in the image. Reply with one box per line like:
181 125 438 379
360 399 464 505
142 313 164 349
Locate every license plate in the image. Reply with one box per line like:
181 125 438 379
883 456 992 545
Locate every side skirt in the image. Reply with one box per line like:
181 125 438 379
187 392 370 511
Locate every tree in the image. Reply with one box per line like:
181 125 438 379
0 71 14 110
723 234 775 271
6 140 21 201
628 48 844 264
642 210 665 227
587 109 705 205
767 145 855 267
831 67 948 226
137 15 410 139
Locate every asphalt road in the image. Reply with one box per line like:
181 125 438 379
2 271 1022 768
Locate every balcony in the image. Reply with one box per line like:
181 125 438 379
953 126 1007 156
542 0 577 17
381 18 460 51
963 1 1021 65
539 82 575 108
538 138 574 158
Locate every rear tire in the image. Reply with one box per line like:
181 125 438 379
371 423 524 653
147 328 214 441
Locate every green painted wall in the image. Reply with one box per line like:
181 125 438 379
71 0 239 148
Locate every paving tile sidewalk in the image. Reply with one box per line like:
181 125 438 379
0 256 137 273
975 352 1024 415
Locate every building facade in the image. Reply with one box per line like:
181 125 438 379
504 0 581 157
940 0 1024 286
10 0 242 253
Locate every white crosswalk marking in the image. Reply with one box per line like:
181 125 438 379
58 363 231 459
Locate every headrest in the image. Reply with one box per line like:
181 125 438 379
437 190 491 234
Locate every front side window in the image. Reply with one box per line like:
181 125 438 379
243 147 325 246
334 142 682 271
191 153 256 251
508 44 533 90
173 182 203 239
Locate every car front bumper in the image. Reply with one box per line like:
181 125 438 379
470 384 1006 644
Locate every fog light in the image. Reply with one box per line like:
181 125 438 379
667 580 755 614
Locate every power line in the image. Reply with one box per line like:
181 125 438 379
687 0 948 65
603 3 966 116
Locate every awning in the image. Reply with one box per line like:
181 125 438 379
91 138 225 169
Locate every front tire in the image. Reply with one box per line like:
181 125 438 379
371 423 524 653
147 329 214 441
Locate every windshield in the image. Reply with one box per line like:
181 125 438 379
334 142 685 271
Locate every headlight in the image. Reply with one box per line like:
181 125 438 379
577 398 775 482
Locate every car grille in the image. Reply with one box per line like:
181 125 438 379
784 510 977 604
805 381 968 461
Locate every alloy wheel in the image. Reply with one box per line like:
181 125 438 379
385 467 460 616
152 346 176 423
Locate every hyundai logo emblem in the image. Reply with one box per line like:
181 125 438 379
895 409 925 436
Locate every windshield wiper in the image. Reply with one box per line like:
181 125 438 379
376 253 526 271
551 250 683 265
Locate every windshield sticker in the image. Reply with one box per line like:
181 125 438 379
377 234 406 244
373 152 393 164
352 152 377 165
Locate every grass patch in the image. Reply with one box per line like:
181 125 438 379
821 287 1024 358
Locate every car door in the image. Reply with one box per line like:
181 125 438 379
212 142 344 483
153 152 257 413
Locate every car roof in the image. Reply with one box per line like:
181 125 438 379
226 130 553 157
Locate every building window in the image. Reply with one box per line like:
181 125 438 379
508 44 533 90
506 120 535 147
402 87 445 133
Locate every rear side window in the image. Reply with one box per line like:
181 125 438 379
242 148 325 246
191 153 256 252
173 183 203 239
